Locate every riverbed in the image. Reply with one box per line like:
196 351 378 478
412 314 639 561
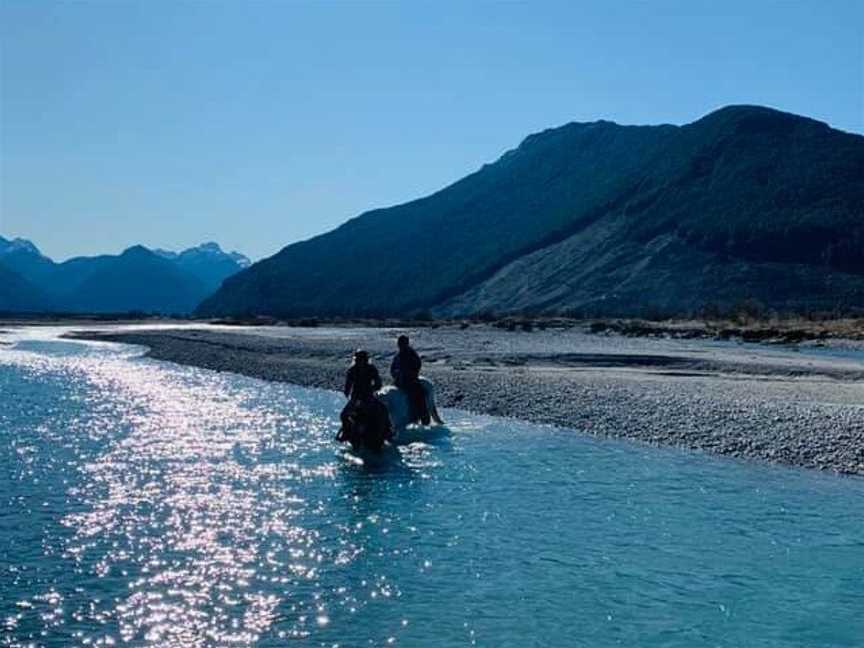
62 323 864 474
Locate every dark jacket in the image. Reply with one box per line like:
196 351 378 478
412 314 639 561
390 347 421 387
344 363 382 402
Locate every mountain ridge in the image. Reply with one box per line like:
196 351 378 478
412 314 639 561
0 238 249 314
198 104 864 318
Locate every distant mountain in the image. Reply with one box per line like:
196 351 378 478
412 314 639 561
0 236 41 257
154 242 251 294
0 236 55 287
0 261 52 312
198 105 864 318
62 246 208 314
0 238 249 314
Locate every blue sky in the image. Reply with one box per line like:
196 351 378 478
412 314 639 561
1 0 862 261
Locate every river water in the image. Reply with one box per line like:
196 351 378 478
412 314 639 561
1 328 862 647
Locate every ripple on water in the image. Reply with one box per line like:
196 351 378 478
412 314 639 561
2 330 864 647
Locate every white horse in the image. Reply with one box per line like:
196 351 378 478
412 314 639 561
377 376 444 432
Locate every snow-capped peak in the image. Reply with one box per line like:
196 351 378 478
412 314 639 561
0 236 43 257
151 242 250 268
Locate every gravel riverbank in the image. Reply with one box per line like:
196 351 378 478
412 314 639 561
63 324 864 475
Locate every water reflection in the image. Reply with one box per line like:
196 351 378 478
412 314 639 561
2 329 864 647
2 336 341 645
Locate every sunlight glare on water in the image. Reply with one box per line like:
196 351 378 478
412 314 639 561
1 328 863 647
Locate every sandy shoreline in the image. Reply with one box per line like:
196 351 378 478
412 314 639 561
53 324 864 475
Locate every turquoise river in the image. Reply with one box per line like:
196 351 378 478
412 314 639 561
1 328 862 647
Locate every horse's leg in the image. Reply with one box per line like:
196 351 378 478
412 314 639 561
376 400 393 441
338 402 352 441
377 391 403 439
430 403 444 425
415 383 431 425
422 382 443 425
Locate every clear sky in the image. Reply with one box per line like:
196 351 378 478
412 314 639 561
1 0 862 262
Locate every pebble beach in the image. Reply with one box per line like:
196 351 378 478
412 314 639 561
65 323 864 475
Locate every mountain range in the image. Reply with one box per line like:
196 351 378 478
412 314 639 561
0 238 250 314
198 105 864 318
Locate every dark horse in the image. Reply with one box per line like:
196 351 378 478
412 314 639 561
338 399 391 452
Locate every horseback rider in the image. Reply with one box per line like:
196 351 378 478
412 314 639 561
339 349 391 442
390 334 430 425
